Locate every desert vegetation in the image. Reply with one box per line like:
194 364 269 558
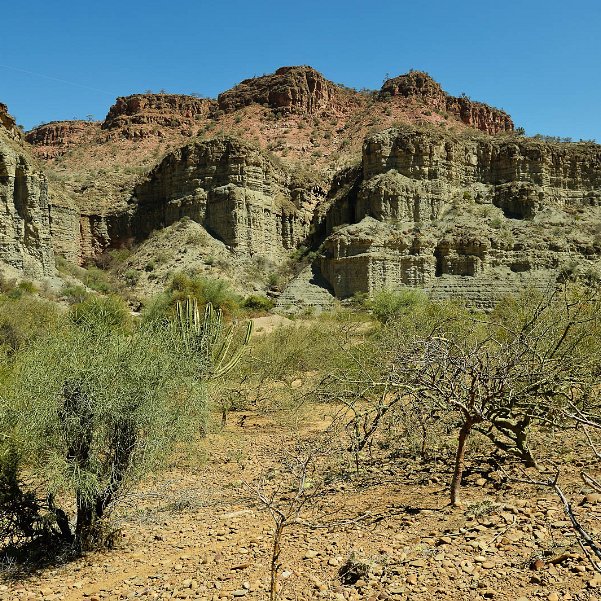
1 278 601 598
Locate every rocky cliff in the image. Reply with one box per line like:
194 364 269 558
15 65 601 307
380 71 514 135
0 114 57 278
25 120 100 158
102 94 214 139
23 67 519 266
131 137 322 259
0 103 22 140
319 126 601 306
217 66 356 115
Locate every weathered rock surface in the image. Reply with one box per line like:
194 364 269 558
23 66 521 269
274 264 335 314
102 93 214 139
130 137 323 260
0 117 56 277
15 67 601 307
0 103 22 140
25 120 100 158
217 66 355 115
320 126 601 305
380 71 514 134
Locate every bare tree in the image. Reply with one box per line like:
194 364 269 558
320 286 601 506
248 429 342 601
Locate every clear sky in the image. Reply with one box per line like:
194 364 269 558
1 0 599 140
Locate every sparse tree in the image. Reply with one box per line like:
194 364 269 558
1 298 251 552
249 432 337 601
322 286 601 506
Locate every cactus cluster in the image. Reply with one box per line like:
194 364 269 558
174 298 252 379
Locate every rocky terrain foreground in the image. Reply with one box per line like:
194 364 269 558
3 411 601 601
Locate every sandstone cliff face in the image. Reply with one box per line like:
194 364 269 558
18 66 601 306
131 138 322 259
380 71 514 135
0 126 56 277
217 66 355 115
103 94 214 139
320 127 601 305
23 67 520 266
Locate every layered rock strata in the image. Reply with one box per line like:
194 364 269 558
0 124 56 277
217 66 354 115
130 137 323 259
14 66 601 308
319 127 601 305
380 71 514 134
22 66 520 267
0 103 22 140
25 120 99 158
102 94 214 139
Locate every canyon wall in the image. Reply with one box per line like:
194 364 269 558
12 66 601 307
0 123 56 277
131 137 322 260
320 127 601 305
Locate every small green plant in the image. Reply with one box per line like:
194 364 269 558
0 295 61 354
267 272 282 289
82 266 113 294
69 295 132 332
367 288 427 323
242 295 274 313
142 273 242 322
124 269 140 287
60 285 91 305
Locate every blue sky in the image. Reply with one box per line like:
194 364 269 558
1 0 599 140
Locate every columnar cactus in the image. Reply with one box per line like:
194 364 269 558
175 298 252 379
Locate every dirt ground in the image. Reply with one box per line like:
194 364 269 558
2 410 601 601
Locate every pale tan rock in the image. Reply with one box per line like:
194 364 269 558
0 121 58 277
321 127 601 306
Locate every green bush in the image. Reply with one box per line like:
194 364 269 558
69 295 132 332
242 295 274 312
367 288 428 323
142 273 241 322
0 295 61 355
3 309 209 551
61 284 91 305
124 269 140 287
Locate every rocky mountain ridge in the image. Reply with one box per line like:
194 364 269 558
2 66 600 306
216 66 358 115
380 71 514 134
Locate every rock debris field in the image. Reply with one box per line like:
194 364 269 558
3 413 601 601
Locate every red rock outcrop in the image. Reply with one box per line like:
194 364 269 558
217 66 355 115
102 94 214 139
25 120 99 158
380 71 513 135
